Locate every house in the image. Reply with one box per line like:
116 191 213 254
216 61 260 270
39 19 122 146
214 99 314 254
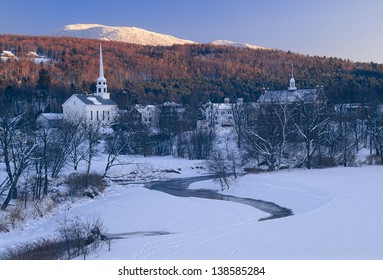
202 98 234 128
1 50 18 61
130 104 160 127
202 98 254 128
36 113 63 128
62 45 118 124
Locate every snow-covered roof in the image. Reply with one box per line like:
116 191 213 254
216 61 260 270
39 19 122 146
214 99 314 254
38 113 64 120
1 51 16 58
74 94 117 106
211 103 232 110
134 104 160 114
87 97 102 105
1 51 18 61
163 101 181 107
258 89 319 104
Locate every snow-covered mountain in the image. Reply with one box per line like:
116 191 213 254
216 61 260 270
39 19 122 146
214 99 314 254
51 24 197 46
210 40 267 50
50 24 268 50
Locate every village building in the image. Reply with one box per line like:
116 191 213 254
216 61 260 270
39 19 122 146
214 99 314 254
258 66 327 107
36 113 63 128
202 98 235 128
62 45 118 124
129 104 161 127
201 98 258 128
0 50 18 61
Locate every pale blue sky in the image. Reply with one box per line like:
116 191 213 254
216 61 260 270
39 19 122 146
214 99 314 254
1 0 382 63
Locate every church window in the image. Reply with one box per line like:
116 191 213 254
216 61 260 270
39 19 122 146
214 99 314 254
90 111 93 120
98 88 101 93
103 111 105 120
97 111 99 121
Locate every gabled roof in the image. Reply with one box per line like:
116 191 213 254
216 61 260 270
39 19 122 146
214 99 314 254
37 113 63 120
133 104 160 114
258 89 319 104
63 94 117 106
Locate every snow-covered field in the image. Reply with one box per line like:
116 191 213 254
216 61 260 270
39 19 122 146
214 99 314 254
1 156 383 260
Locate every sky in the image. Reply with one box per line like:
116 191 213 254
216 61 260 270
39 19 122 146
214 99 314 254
1 0 383 63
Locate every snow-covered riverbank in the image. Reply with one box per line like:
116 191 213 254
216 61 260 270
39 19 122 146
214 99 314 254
1 156 383 259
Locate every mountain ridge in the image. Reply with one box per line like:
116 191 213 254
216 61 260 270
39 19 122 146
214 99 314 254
51 23 197 46
51 24 267 50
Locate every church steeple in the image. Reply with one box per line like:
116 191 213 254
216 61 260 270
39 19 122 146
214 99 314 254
95 44 110 99
288 64 297 91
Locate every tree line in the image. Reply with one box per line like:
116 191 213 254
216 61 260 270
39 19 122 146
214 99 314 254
2 34 383 117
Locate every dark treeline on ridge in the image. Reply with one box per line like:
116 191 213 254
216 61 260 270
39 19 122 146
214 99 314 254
1 34 383 113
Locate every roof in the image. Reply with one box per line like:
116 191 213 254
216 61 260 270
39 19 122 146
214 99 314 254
205 101 235 111
258 89 319 104
134 104 160 114
37 113 64 120
71 94 117 106
1 51 16 58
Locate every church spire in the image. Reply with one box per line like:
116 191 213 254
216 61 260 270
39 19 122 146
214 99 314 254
288 64 297 91
99 44 104 79
95 44 110 99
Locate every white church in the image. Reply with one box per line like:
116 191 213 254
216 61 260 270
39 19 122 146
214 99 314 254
62 45 118 124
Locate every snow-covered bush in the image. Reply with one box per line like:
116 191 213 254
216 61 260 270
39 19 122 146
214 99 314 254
65 172 106 198
0 236 64 260
1 215 107 260
56 215 106 259
365 154 383 165
0 197 56 232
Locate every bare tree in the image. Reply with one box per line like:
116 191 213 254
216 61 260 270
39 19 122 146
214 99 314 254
66 123 87 172
206 150 232 191
293 102 330 169
230 99 260 150
81 121 102 186
243 101 295 171
32 127 51 198
177 128 215 159
367 104 383 161
0 114 37 210
103 127 134 178
50 119 83 178
206 136 240 190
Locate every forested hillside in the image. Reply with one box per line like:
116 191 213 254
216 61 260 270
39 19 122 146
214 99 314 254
1 34 383 113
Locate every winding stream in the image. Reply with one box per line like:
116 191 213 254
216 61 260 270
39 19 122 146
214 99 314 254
145 175 293 221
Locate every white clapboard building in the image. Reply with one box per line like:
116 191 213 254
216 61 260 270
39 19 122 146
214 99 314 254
62 45 118 124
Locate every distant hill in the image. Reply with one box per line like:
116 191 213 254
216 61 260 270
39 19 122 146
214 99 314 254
1 34 383 112
51 24 197 46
